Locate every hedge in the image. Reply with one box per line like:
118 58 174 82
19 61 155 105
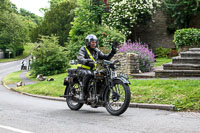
174 28 200 48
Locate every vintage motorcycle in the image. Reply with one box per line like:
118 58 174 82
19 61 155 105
62 60 131 116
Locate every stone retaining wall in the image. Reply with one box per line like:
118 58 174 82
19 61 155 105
111 52 139 75
136 9 200 51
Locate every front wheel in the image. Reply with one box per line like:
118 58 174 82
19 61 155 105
105 79 131 116
66 83 83 110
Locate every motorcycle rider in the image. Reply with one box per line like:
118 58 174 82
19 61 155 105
77 34 117 100
21 59 26 70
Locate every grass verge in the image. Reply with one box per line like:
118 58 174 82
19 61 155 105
15 73 67 97
3 71 22 84
13 71 200 111
0 43 35 63
155 58 172 67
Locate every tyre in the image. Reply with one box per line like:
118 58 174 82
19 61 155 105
105 79 131 116
66 83 83 110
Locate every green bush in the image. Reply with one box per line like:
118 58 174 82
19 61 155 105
174 28 200 48
15 44 24 56
155 47 171 58
66 0 124 60
98 47 110 54
105 0 160 37
31 36 70 76
66 25 124 60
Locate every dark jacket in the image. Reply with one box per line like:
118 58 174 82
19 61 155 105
77 46 115 65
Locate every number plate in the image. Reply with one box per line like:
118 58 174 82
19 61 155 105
111 71 117 78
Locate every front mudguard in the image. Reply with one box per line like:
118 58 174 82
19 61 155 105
112 77 130 85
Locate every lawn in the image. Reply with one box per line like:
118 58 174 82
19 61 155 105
155 58 172 67
0 43 35 63
13 70 200 111
25 71 38 82
3 71 22 84
15 73 67 97
130 79 200 111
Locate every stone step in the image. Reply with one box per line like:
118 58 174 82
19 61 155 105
180 52 200 58
163 63 200 70
189 48 200 52
155 70 200 78
131 73 155 78
172 56 200 64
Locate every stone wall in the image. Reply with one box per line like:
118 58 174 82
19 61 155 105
136 9 200 51
136 9 174 50
111 52 139 75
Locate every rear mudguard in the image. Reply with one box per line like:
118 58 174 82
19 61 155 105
112 77 130 85
63 77 69 95
63 77 79 95
63 77 69 86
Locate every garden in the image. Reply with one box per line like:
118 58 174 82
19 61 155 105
3 70 200 111
1 0 200 112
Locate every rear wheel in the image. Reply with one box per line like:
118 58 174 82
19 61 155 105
66 83 83 110
105 79 131 116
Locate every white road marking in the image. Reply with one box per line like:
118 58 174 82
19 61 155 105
0 124 34 133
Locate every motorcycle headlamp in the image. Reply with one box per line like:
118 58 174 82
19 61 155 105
113 60 121 70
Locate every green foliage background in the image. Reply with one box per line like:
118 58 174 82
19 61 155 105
31 0 76 46
0 11 29 57
66 0 124 59
0 0 41 57
163 0 200 33
31 36 70 76
105 0 160 39
155 47 171 58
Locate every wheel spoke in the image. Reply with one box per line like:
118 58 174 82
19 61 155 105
68 84 80 106
117 84 121 94
108 82 127 111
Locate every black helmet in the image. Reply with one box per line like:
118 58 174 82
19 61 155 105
85 34 98 47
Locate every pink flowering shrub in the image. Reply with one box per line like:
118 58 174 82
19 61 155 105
119 41 155 72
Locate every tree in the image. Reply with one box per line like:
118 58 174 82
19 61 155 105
49 0 67 8
69 0 106 37
66 0 124 59
20 8 42 25
33 1 76 46
0 12 29 57
0 0 17 13
31 36 70 76
19 8 42 42
0 0 29 57
163 0 200 33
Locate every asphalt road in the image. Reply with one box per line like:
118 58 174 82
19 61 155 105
0 60 200 133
